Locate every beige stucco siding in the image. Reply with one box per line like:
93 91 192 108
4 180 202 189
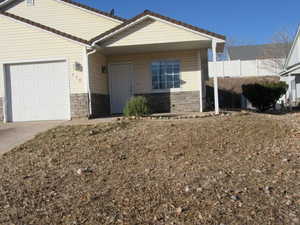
107 50 201 94
89 52 108 95
0 15 87 97
103 19 210 47
5 0 121 40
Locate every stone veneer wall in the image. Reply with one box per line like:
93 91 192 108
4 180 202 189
91 93 110 117
70 93 89 118
138 91 202 113
0 97 3 121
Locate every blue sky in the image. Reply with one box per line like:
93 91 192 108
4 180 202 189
79 0 299 45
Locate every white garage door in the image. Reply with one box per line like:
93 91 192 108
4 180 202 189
5 60 70 122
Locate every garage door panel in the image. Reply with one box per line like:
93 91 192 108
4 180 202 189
6 61 70 122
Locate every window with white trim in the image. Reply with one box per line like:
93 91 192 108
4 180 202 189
151 60 180 90
26 0 34 6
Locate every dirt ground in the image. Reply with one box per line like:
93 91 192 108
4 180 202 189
0 113 299 225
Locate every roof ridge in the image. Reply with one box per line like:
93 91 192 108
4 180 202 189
58 0 126 22
90 9 226 43
0 11 91 45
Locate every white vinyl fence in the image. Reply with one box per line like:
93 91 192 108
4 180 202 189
209 59 285 78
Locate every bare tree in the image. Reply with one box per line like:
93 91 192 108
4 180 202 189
260 28 293 71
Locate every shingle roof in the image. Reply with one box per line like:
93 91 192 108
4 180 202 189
0 11 91 45
227 43 292 61
90 10 226 43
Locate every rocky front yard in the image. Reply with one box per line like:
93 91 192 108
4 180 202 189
0 113 299 225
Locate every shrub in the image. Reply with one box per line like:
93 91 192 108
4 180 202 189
242 81 288 112
123 96 150 117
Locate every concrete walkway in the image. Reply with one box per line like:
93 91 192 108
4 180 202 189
0 121 63 155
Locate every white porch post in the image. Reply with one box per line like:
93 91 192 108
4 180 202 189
212 39 220 114
197 50 203 112
288 72 293 111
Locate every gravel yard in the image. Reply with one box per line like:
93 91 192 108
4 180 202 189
0 113 299 225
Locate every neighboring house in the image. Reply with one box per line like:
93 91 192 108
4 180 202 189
280 26 300 105
207 43 291 109
227 43 290 61
0 0 225 122
209 43 290 78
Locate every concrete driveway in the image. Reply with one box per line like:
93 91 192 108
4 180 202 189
0 121 63 155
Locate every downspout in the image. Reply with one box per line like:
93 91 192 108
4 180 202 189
85 48 97 118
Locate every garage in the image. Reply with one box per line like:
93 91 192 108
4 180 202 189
5 60 70 122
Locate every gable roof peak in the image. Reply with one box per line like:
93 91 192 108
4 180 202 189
90 9 226 44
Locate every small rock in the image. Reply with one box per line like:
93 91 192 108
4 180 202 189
77 168 93 175
89 130 96 136
198 213 203 220
184 186 190 192
77 169 83 175
230 195 239 201
196 187 203 192
175 207 182 215
265 186 273 194
286 200 292 206
282 158 290 162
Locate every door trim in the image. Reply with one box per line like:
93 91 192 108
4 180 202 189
3 59 71 122
108 62 134 114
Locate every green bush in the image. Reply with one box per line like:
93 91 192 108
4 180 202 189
123 96 150 117
242 81 288 112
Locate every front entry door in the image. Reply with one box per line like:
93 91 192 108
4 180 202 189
110 63 133 114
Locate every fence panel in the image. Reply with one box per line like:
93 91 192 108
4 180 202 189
209 59 283 78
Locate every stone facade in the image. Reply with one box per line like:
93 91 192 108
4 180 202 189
70 93 89 118
138 91 202 113
0 97 3 121
91 93 110 117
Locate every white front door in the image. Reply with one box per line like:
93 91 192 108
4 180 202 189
109 63 133 114
5 60 70 122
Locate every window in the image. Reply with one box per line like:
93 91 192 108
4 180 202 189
151 60 180 90
26 0 34 6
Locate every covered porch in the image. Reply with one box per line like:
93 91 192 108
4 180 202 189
87 10 225 116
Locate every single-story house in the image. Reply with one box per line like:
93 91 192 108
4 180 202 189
280 25 300 105
0 0 225 122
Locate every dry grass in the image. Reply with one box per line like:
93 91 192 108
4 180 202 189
0 113 299 225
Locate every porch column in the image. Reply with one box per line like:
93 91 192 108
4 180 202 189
212 39 220 114
288 72 293 110
197 50 203 112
